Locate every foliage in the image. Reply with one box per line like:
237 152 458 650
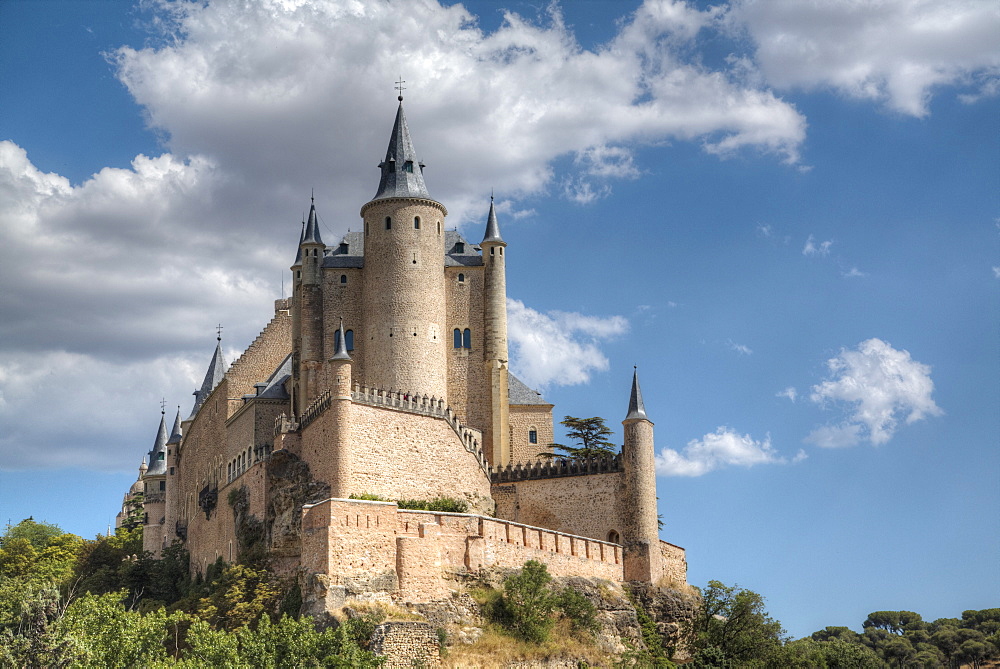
623 584 677 668
688 580 785 667
227 485 268 566
541 416 619 460
348 493 468 513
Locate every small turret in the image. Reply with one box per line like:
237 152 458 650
167 408 183 444
621 368 662 583
481 196 510 466
145 410 169 476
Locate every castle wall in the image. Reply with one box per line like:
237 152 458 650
301 498 623 605
508 405 555 464
302 401 493 513
225 309 293 407
659 540 688 587
491 472 627 544
322 267 364 382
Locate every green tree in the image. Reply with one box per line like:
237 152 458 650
501 560 556 642
689 580 786 666
542 416 618 460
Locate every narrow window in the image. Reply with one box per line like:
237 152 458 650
414 216 420 229
499 247 504 256
296 270 301 279
463 328 471 349
529 429 538 444
385 217 392 230
404 160 414 173
158 452 165 461
453 329 462 348
340 274 347 284
608 530 620 544
160 480 166 491
345 329 354 351
455 242 465 253
458 273 465 283
437 221 441 234
490 247 495 255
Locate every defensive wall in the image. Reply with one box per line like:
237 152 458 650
300 498 623 604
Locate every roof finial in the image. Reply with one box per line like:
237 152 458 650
395 76 406 102
216 323 223 342
311 188 314 205
491 188 494 202
160 397 166 415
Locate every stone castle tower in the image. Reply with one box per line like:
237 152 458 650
126 97 687 605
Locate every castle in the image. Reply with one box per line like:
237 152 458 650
116 98 686 609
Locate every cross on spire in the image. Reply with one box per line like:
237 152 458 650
160 397 166 414
216 324 224 342
395 76 406 101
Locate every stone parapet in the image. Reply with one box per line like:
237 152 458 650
491 454 623 483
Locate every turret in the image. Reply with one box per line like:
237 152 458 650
621 369 663 582
293 198 327 410
189 335 226 420
325 319 354 497
481 197 510 465
163 407 182 548
142 408 170 556
359 97 448 399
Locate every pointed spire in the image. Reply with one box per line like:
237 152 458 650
167 407 182 444
371 101 431 201
331 318 351 361
145 410 169 476
481 194 505 245
188 335 227 420
625 367 649 421
293 218 305 266
303 198 324 246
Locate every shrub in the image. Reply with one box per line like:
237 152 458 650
501 560 557 643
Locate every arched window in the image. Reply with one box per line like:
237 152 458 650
414 216 420 229
463 328 471 349
458 273 465 283
608 530 620 544
453 329 462 348
437 221 441 234
385 216 392 230
340 274 347 284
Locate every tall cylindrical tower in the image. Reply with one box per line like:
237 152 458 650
481 198 510 465
621 369 663 582
359 99 449 400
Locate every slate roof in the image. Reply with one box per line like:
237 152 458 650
189 340 226 419
445 230 484 267
481 198 505 245
167 408 182 444
303 201 324 246
256 353 292 400
144 412 169 477
370 101 432 202
323 231 364 268
509 373 550 405
625 369 648 421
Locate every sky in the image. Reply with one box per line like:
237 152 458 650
0 0 997 640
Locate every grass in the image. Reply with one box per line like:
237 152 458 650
441 619 610 668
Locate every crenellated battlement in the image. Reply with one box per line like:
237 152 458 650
491 454 623 483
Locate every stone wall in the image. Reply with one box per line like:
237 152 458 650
659 540 688 586
370 621 441 668
509 404 555 464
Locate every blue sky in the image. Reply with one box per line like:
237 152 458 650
1 0 997 639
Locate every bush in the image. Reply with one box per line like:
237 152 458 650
502 560 557 643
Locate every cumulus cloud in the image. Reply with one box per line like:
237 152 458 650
803 234 833 256
777 387 797 402
726 0 1000 117
805 338 943 447
655 427 786 476
507 298 628 389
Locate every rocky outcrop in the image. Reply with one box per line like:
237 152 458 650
265 450 330 558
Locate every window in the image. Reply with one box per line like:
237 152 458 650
404 160 414 173
458 273 465 283
453 329 462 348
414 216 420 229
385 217 392 230
455 242 465 253
463 328 471 349
388 160 395 173
340 274 347 284
158 452 165 461
608 530 620 544
437 221 441 234
528 429 538 444
339 243 348 253
159 480 166 491
334 329 355 351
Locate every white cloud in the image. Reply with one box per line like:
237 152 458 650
842 266 867 278
806 338 943 447
803 234 833 256
777 386 797 402
992 266 1000 278
507 298 628 389
726 0 1000 117
727 340 753 356
655 427 784 476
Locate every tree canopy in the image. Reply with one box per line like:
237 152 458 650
541 415 618 460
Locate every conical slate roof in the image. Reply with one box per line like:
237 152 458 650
331 319 351 361
481 197 505 245
189 339 226 420
303 200 324 246
167 408 182 444
145 412 169 476
292 219 305 266
625 368 649 421
371 101 431 201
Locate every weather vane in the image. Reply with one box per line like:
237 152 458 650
395 76 406 101
160 397 166 414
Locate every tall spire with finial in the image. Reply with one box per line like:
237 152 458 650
331 318 351 361
302 194 324 246
188 329 227 420
292 217 306 266
167 406 182 444
370 80 431 202
626 366 648 421
145 406 169 476
482 193 505 244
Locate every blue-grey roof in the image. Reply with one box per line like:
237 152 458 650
323 231 364 269
370 102 432 202
145 412 169 476
303 201 324 246
330 320 351 361
189 340 226 419
445 230 484 267
481 198 505 245
509 374 549 405
256 353 292 399
625 369 648 421
292 220 305 267
167 408 182 444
